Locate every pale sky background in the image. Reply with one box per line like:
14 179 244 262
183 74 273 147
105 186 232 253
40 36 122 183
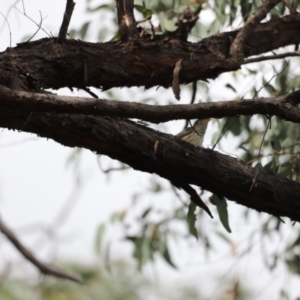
1 1 300 299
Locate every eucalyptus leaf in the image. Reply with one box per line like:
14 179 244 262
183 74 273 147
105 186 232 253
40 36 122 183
210 194 231 233
94 223 106 255
187 202 198 239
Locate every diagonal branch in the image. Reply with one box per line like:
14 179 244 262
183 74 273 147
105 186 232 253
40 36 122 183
57 0 76 43
229 0 281 64
0 215 82 283
0 108 300 221
1 86 300 123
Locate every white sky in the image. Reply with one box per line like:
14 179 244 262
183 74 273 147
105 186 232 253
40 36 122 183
1 1 300 299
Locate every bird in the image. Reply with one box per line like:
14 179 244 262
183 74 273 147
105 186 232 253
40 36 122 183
176 119 210 147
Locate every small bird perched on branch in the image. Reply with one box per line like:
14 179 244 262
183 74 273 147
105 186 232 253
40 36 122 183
176 119 210 147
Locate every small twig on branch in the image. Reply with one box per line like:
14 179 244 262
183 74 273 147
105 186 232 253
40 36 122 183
58 0 76 43
184 81 197 128
243 51 300 64
229 0 281 64
81 87 99 99
0 12 12 47
173 182 213 218
173 7 199 41
97 155 130 173
0 215 82 283
116 0 139 41
15 6 50 37
26 11 45 42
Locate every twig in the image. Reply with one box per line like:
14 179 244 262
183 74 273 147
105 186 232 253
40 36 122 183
81 87 99 99
243 52 300 64
15 6 50 37
249 169 259 192
0 215 82 283
173 182 213 218
58 0 76 43
258 117 271 159
229 0 281 64
116 0 139 41
212 117 239 150
0 12 12 47
26 11 45 42
253 63 288 99
0 0 19 34
97 155 130 173
184 81 197 128
282 0 297 14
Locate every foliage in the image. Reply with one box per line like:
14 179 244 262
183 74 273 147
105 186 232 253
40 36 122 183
77 0 300 297
0 262 204 300
2 0 300 298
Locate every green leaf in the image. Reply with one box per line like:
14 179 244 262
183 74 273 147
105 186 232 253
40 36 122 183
162 242 176 268
94 223 106 255
104 241 111 272
211 194 232 233
263 160 273 172
285 254 300 275
187 202 198 239
134 4 153 18
80 22 90 40
241 0 252 21
271 139 281 150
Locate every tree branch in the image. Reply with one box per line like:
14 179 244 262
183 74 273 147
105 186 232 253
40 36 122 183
243 51 300 64
57 0 76 43
1 14 299 91
1 86 300 123
0 215 82 283
0 108 300 221
116 0 139 41
229 0 281 64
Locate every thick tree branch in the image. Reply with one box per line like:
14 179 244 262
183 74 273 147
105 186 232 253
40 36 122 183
57 0 76 43
1 86 299 123
1 14 299 91
0 109 300 221
229 0 281 64
0 216 82 283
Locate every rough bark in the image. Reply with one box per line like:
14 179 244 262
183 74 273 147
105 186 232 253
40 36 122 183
1 86 300 123
1 107 300 221
1 3 300 222
0 14 299 92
